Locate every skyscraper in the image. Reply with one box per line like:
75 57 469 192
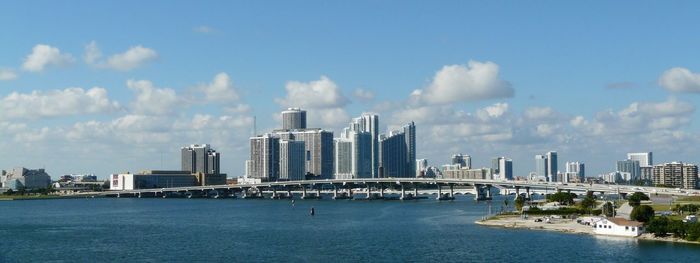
546 151 558 182
452 154 471 169
275 129 334 179
416 159 428 177
403 122 416 178
617 159 641 181
279 140 305 181
181 144 220 174
349 114 379 178
333 129 372 179
379 131 407 178
535 155 548 180
565 161 585 183
281 108 307 130
497 157 513 180
249 134 280 181
333 138 353 179
628 152 653 167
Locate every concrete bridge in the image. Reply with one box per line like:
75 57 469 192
85 178 700 200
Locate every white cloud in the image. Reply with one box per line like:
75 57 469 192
477 103 509 121
276 76 349 109
106 46 158 71
199 72 239 103
659 67 700 93
524 107 556 120
0 87 120 119
353 88 375 101
0 69 17 80
22 44 75 72
83 41 102 64
414 60 513 105
574 97 694 136
85 42 158 71
127 80 179 115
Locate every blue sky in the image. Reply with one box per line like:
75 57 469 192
2 1 700 178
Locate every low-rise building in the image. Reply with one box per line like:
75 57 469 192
442 167 493 180
109 170 226 190
594 218 644 237
0 167 52 190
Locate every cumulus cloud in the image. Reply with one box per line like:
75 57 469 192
0 69 17 80
127 80 179 115
84 42 158 71
574 97 694 136
83 41 102 64
414 60 513 105
22 44 75 72
276 76 349 109
0 87 120 119
199 72 239 103
353 88 375 101
659 67 700 93
274 76 351 128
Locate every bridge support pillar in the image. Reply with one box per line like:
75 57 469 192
400 184 406 200
117 193 120 198
316 188 322 199
436 184 442 200
379 185 385 198
474 184 485 201
414 187 418 198
485 185 492 200
301 187 307 199
271 188 277 199
525 187 531 200
449 184 454 198
287 189 293 199
367 184 373 199
333 186 338 199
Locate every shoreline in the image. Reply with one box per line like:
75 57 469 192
476 215 700 245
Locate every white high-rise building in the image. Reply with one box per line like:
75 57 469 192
350 114 379 178
249 133 280 181
496 157 513 180
416 159 428 177
565 161 585 183
628 152 653 167
535 155 548 181
334 125 372 179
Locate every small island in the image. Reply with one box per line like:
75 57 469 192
477 192 700 244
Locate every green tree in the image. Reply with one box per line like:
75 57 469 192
4 189 14 195
668 220 688 239
579 196 597 210
646 216 670 237
627 192 650 207
687 223 700 241
514 196 525 212
547 192 576 205
630 205 655 223
602 202 615 217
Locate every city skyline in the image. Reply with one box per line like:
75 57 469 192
2 1 700 178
